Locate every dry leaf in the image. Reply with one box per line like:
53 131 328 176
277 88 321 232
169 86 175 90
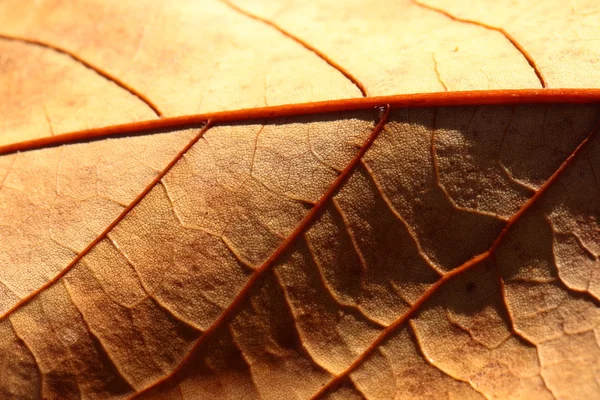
0 0 599 399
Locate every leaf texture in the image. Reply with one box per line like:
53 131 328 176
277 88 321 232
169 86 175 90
0 1 600 399
2 0 599 143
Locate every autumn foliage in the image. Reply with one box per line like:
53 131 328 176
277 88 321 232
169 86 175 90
0 0 599 399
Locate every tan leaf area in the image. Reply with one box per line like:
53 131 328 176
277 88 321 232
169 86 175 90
1 104 599 399
0 129 197 311
0 0 361 144
2 0 599 144
1 0 600 399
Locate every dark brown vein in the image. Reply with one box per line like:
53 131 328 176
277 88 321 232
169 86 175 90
412 0 547 88
0 33 163 117
0 121 213 322
219 0 368 97
129 106 391 398
310 117 600 399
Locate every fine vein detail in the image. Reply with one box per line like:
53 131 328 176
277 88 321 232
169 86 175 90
310 117 600 399
431 52 448 92
412 0 547 88
1 89 599 155
220 0 368 97
0 121 213 322
130 106 391 398
0 33 163 117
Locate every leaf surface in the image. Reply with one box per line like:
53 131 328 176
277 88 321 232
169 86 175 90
0 1 599 399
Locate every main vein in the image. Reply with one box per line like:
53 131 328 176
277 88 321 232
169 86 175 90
1 89 599 155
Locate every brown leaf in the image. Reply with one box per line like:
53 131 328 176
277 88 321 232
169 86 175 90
0 1 599 399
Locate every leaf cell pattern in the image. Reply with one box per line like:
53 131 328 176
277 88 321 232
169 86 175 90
1 0 600 399
1 104 599 399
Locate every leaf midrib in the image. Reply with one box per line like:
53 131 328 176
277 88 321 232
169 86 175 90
2 89 599 156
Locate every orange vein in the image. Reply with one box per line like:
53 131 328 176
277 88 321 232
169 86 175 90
432 53 448 92
130 106 390 399
0 121 212 322
2 89 600 155
310 117 600 399
0 33 163 117
412 0 547 88
220 0 368 97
